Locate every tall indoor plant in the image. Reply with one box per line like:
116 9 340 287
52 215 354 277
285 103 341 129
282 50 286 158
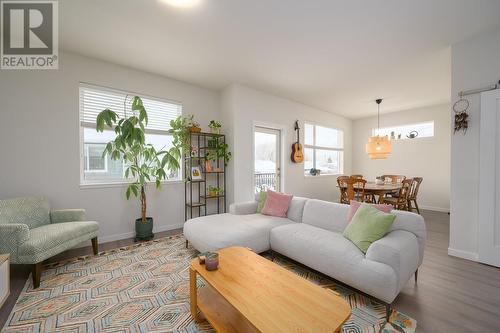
96 96 181 241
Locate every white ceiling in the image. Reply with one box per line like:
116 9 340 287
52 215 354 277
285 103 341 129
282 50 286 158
60 0 500 119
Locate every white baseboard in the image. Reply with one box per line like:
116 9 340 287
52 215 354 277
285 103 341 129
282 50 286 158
98 223 184 244
419 205 449 213
448 247 479 261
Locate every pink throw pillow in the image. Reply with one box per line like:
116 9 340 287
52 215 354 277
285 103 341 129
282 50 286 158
261 190 293 218
346 200 393 223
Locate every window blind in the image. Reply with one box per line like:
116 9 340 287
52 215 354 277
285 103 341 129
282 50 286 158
79 84 182 132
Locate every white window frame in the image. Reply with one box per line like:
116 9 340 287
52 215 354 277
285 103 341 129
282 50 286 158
79 83 183 188
84 143 108 173
304 122 344 177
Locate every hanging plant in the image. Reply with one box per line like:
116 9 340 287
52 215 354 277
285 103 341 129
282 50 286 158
169 115 199 153
205 141 231 166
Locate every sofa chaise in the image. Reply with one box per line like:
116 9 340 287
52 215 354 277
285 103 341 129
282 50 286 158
0 196 99 288
183 197 426 311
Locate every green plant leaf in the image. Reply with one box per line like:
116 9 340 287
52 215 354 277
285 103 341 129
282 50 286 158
139 107 148 125
111 150 120 160
131 184 138 197
96 109 118 132
131 96 143 110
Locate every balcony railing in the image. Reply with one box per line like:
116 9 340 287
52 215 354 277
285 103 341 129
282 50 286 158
254 172 277 192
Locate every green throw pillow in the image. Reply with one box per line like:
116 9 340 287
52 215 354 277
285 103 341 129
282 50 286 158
257 191 267 213
343 203 396 253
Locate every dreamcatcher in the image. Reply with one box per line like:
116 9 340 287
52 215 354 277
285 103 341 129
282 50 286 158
453 94 469 134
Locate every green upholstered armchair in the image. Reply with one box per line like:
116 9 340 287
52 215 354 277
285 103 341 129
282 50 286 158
0 196 99 288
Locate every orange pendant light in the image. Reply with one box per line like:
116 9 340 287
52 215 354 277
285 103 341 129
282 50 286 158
366 99 392 159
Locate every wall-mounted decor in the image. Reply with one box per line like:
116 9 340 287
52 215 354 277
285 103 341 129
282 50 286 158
454 80 500 135
291 120 304 163
453 96 469 134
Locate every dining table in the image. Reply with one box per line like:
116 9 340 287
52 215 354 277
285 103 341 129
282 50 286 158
339 182 402 204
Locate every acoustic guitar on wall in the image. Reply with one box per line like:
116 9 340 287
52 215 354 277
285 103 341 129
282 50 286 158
291 120 304 163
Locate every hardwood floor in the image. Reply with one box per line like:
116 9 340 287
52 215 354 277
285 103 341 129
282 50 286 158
1 211 500 332
394 210 500 333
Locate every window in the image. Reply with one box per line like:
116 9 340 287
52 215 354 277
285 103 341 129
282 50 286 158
304 123 344 176
373 121 434 140
84 143 107 172
80 84 182 185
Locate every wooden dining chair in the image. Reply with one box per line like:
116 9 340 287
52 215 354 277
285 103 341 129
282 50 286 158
351 178 367 202
382 175 406 198
337 176 351 204
350 175 367 201
337 176 367 204
382 175 406 184
349 175 376 202
407 177 423 214
384 179 413 210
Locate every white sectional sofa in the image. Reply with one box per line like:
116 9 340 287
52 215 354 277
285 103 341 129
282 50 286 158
183 197 426 305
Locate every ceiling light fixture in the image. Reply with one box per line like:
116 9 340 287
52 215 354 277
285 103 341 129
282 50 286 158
366 99 392 159
159 0 201 8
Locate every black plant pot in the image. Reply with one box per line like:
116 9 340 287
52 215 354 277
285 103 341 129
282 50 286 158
135 217 154 241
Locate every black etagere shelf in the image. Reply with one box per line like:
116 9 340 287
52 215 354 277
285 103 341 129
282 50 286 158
184 132 227 221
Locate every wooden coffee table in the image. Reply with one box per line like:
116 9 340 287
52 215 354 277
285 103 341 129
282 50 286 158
190 247 351 333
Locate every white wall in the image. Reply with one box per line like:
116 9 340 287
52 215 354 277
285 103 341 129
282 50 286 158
220 85 237 205
352 104 451 212
222 84 352 204
449 28 500 261
0 52 220 243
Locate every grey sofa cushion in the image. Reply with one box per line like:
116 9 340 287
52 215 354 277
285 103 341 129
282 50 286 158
302 199 349 232
0 196 50 229
17 221 99 263
184 213 294 253
286 197 308 223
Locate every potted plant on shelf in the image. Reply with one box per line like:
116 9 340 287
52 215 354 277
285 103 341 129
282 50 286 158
208 185 220 197
169 115 200 154
207 186 224 197
216 142 231 167
96 96 181 241
186 115 201 133
204 141 231 172
207 137 217 148
208 120 222 134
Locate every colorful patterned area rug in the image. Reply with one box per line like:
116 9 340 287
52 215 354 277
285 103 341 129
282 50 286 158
2 235 416 333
